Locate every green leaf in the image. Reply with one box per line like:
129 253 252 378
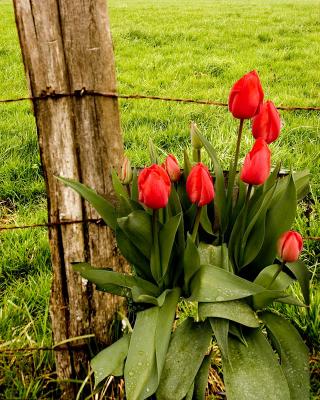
198 243 233 272
251 174 297 273
183 149 192 178
115 228 153 281
286 260 311 305
194 354 211 400
124 306 159 400
261 312 310 400
254 264 294 291
155 288 181 382
293 170 310 201
112 169 129 199
228 322 247 345
73 263 159 297
189 265 264 302
200 205 213 235
156 318 212 400
252 264 295 309
210 318 229 360
199 300 260 328
149 139 159 164
159 214 181 277
222 328 290 400
193 129 227 233
183 234 201 291
91 334 131 387
117 211 152 259
57 177 116 230
239 184 275 268
275 295 306 307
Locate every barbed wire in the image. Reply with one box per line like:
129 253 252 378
0 89 320 111
0 218 319 240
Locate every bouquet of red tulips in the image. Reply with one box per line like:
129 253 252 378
60 71 311 400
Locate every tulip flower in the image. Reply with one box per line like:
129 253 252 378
252 101 281 144
138 164 171 209
121 157 133 184
229 70 264 119
277 230 303 263
240 138 271 186
186 163 215 207
162 154 181 182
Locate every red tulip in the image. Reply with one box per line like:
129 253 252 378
277 231 303 263
252 101 281 144
229 70 264 119
186 163 215 206
240 138 271 186
138 164 171 209
162 154 181 182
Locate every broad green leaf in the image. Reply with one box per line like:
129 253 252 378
193 129 227 233
293 170 310 201
159 214 181 277
251 174 297 273
252 289 288 310
124 306 159 400
199 300 260 328
157 318 212 400
254 264 294 291
115 227 153 281
91 334 131 387
253 264 295 309
183 149 192 178
228 322 247 345
168 186 185 255
223 328 290 400
261 312 310 400
275 295 306 307
190 265 264 302
185 382 195 400
194 354 211 400
112 169 129 199
210 318 229 359
155 288 181 382
149 139 159 164
286 260 311 305
117 211 152 259
57 177 116 230
73 263 159 297
228 205 246 270
198 243 233 272
183 234 201 291
200 205 213 235
239 184 275 268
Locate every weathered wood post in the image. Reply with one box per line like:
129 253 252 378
13 0 126 397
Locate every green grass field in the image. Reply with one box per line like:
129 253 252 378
0 0 319 397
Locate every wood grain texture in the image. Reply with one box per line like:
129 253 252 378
13 0 127 397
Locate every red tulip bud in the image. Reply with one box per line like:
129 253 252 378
162 154 181 182
121 157 133 184
252 101 281 144
240 138 271 186
186 163 215 207
277 231 303 263
229 70 264 119
138 164 171 209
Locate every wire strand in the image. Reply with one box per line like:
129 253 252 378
0 89 319 111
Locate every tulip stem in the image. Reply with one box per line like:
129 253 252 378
239 184 253 264
226 119 245 219
152 209 162 281
191 206 202 243
267 262 285 289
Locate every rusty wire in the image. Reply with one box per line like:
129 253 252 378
0 89 320 111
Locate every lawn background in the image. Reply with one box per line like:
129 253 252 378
0 0 319 398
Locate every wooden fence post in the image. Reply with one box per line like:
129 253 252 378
13 0 127 397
